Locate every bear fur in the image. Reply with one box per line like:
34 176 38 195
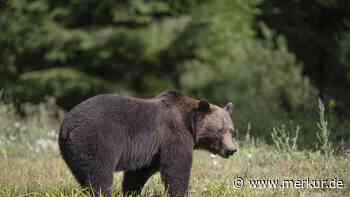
58 90 238 197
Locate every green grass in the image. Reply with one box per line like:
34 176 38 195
0 147 349 197
0 101 349 197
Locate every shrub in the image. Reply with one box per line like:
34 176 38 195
317 99 333 156
179 0 316 139
10 68 111 110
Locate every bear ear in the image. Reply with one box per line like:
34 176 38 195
198 100 210 112
224 102 234 114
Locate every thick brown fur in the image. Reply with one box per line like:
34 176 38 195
58 90 238 197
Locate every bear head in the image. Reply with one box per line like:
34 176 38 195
191 100 238 158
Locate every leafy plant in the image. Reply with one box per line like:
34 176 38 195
317 99 334 156
271 124 300 153
11 68 111 110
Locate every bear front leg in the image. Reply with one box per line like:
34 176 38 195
160 143 193 197
122 165 158 197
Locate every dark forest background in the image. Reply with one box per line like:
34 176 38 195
1 0 350 148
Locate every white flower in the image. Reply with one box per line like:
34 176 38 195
247 153 252 159
14 122 21 128
48 130 57 138
210 154 217 158
9 135 16 141
35 138 58 152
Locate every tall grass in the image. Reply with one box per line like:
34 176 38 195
316 99 333 157
270 99 338 156
271 124 300 153
0 98 62 157
0 99 349 197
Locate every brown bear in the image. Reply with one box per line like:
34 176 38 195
58 90 238 197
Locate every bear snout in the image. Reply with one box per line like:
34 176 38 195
219 147 237 158
225 148 237 157
220 132 238 158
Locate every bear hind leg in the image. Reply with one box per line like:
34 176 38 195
85 164 114 197
69 160 114 197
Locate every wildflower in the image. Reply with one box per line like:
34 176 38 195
35 138 58 152
247 153 252 159
9 135 16 141
48 130 57 138
14 122 21 128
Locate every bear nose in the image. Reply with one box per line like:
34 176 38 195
226 149 237 156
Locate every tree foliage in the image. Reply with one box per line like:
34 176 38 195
258 0 350 117
1 0 349 142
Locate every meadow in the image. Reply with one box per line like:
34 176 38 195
0 101 349 197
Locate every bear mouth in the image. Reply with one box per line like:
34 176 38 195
217 149 237 159
208 150 226 158
218 152 231 159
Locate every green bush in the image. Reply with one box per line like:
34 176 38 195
178 0 316 139
11 68 111 109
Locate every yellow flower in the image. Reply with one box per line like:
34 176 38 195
329 99 336 109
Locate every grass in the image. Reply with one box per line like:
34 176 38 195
1 147 349 197
0 100 349 197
